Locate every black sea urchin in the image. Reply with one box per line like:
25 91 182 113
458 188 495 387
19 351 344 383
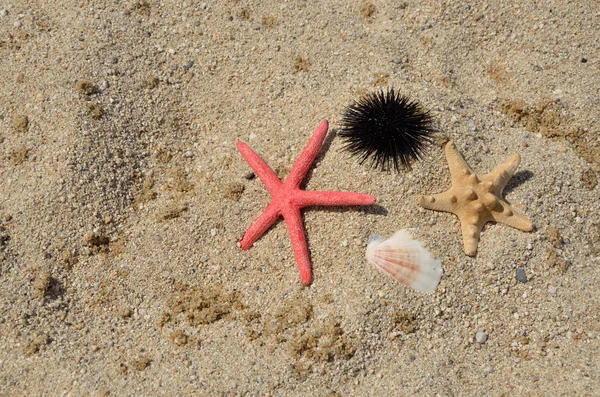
339 88 435 172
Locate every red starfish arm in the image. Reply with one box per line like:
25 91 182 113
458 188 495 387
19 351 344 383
285 120 329 188
236 140 282 194
240 203 281 250
296 190 376 207
282 207 312 286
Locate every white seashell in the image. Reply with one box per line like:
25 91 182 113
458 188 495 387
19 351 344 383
366 230 443 293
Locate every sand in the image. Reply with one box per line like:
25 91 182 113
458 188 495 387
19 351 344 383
1 1 599 395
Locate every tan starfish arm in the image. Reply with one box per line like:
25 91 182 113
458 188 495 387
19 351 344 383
445 141 474 185
460 220 484 256
491 201 534 231
416 192 457 213
484 153 520 192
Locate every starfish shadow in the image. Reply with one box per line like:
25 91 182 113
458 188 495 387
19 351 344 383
504 170 534 196
300 128 338 188
304 203 388 216
316 128 338 165
362 204 388 216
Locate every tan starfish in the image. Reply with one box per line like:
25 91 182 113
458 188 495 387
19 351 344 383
417 141 533 256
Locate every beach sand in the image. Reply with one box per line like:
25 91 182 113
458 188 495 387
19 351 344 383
1 1 599 395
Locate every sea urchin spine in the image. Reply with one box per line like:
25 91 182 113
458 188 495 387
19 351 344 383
339 88 435 172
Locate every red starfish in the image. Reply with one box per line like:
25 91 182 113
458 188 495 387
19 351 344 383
237 120 376 285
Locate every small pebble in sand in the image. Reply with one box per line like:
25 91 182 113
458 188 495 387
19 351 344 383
476 331 488 344
13 20 22 28
244 171 256 180
481 144 489 153
521 141 528 148
132 357 150 371
145 76 159 89
224 182 245 201
183 60 194 70
185 150 193 158
33 269 52 297
516 268 527 283
548 285 557 295
75 80 97 95
0 9 7 17
106 56 117 64
526 243 533 250
13 114 29 132
117 307 132 319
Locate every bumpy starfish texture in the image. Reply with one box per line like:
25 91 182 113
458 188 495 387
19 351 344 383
237 120 376 285
417 141 533 256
